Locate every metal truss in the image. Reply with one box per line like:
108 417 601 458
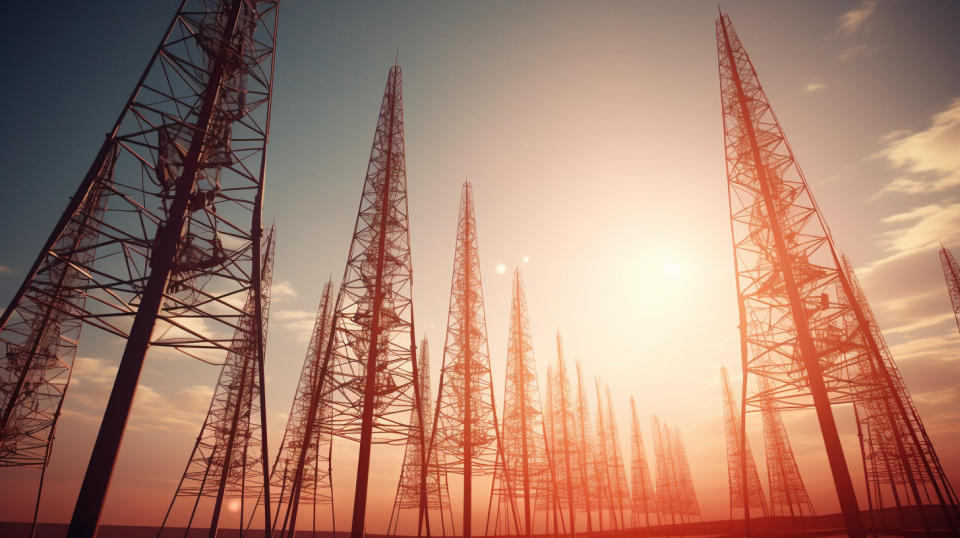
720 366 767 519
629 397 655 528
940 245 960 335
0 2 279 535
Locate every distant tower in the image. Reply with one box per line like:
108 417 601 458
670 427 702 523
548 334 583 533
600 384 631 530
316 61 428 538
495 269 552 538
431 182 506 538
629 397 655 527
757 376 814 519
651 415 678 525
157 227 277 538
592 380 620 531
720 366 767 519
268 279 336 538
572 361 596 533
389 338 454 536
940 245 960 335
0 2 279 536
841 255 958 528
714 11 957 536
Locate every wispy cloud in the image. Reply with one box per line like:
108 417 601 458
838 0 877 34
0 265 14 274
876 98 960 195
272 309 316 336
803 83 826 93
837 43 871 62
272 280 297 302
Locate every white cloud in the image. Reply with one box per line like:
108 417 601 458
803 83 826 93
272 280 297 302
877 98 960 195
838 0 877 34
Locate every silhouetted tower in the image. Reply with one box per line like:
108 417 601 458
495 269 552 538
313 61 427 538
592 380 620 532
601 384 630 530
157 227 277 538
541 366 565 537
572 361 596 533
390 338 454 536
841 255 959 527
720 366 767 519
629 397 655 527
757 376 814 519
0 3 279 536
715 10 924 536
939 245 960 335
549 334 582 533
670 428 702 523
651 416 678 525
431 182 508 538
267 279 336 538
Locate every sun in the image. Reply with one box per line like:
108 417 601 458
495 263 506 274
663 261 680 277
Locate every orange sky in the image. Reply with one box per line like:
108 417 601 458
1 0 960 533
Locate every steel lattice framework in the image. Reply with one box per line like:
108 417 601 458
572 361 596 533
158 226 277 538
671 427 702 523
310 62 428 538
390 338 454 537
651 417 701 525
841 255 959 529
714 10 960 536
431 182 510 538
939 245 960 336
720 366 767 519
757 376 814 520
493 269 555 538
0 2 279 536
629 397 655 528
597 383 630 531
267 279 336 538
547 334 584 534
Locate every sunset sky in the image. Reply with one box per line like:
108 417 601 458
1 0 960 532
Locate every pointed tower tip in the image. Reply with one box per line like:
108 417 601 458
394 49 400 67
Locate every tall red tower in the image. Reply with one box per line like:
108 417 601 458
651 415 678 525
572 361 596 533
0 3 280 537
600 383 630 531
757 376 814 520
628 397 655 527
390 338 454 536
720 366 767 519
431 182 506 538
713 10 955 535
267 279 336 538
939 245 960 335
315 61 427 538
671 427 702 523
548 334 584 533
841 255 958 529
158 227 277 538
495 269 552 538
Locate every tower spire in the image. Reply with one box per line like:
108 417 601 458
720 366 767 519
432 182 506 538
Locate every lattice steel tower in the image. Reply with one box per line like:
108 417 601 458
390 337 454 536
494 269 553 538
548 334 583 533
572 361 596 533
714 10 960 535
629 397 655 527
314 61 428 538
431 182 506 538
757 376 814 520
268 279 337 538
157 227 277 538
940 244 960 335
720 366 767 519
598 382 630 531
0 2 279 536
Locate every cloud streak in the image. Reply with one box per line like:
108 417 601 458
838 0 877 34
876 98 960 195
